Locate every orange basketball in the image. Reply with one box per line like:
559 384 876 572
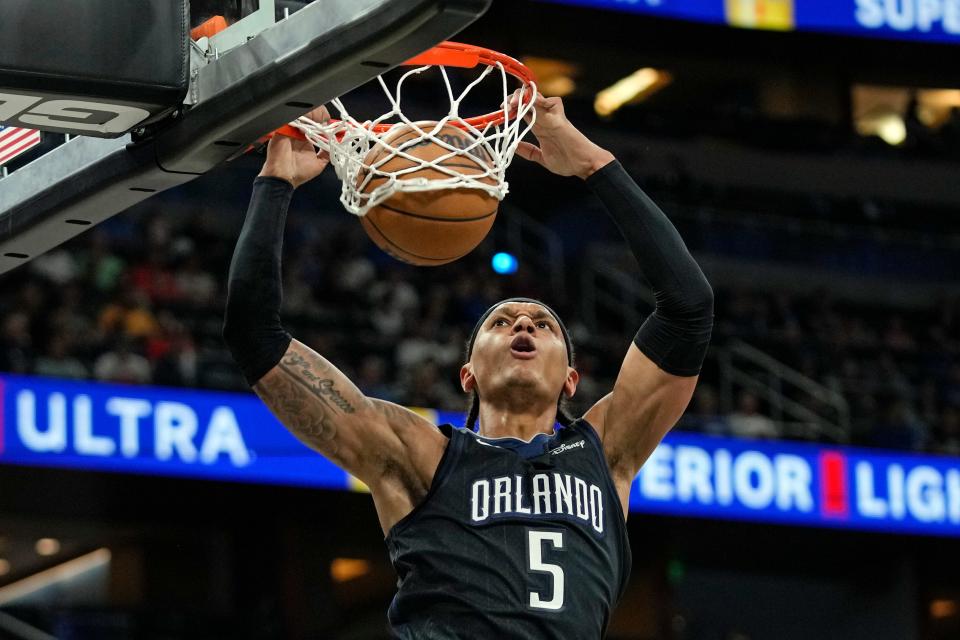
357 122 498 266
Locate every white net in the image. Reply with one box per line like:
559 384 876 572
291 54 537 217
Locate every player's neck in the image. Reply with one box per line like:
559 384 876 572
476 403 559 441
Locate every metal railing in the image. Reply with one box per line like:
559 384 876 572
663 199 960 253
498 204 566 297
0 612 57 640
717 339 851 443
579 249 852 442
579 250 652 332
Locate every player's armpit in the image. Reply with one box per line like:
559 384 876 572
584 344 698 500
253 339 443 486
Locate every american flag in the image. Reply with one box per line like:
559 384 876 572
0 125 43 167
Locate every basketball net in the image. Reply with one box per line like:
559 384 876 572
290 42 537 217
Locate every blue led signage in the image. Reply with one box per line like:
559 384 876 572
2 375 958 537
542 1 960 45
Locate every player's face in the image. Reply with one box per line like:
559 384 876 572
461 302 577 406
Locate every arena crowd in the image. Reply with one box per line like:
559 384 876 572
1 191 956 456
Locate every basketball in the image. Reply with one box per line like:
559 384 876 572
357 122 499 266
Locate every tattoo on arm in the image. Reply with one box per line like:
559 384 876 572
253 344 439 486
276 351 358 414
254 349 367 460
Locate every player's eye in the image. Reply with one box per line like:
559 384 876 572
492 318 508 327
537 321 551 330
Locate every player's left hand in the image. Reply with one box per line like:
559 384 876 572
258 106 331 189
507 91 614 179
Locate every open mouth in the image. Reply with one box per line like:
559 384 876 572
510 334 537 359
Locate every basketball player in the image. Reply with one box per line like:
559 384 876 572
223 97 713 638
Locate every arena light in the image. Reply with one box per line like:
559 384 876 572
492 252 518 275
916 89 960 127
875 115 907 146
854 84 960 133
855 110 907 146
34 538 60 557
594 68 671 117
521 56 579 97
330 558 371 583
931 599 958 619
541 76 576 98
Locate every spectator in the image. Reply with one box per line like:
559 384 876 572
48 282 97 345
34 332 88 380
282 253 323 319
336 245 377 295
80 231 125 294
727 390 779 439
356 355 397 402
395 322 459 370
0 311 34 374
30 248 80 285
148 312 198 387
369 267 420 338
129 247 181 304
449 276 488 325
871 399 927 451
17 280 47 319
682 384 730 436
99 287 160 341
175 251 218 307
883 315 916 353
851 394 881 443
399 360 461 411
94 338 152 384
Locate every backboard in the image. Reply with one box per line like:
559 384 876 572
0 0 492 274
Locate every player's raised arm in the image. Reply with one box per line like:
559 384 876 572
514 94 713 501
221 113 444 488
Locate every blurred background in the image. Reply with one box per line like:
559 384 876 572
1 0 960 638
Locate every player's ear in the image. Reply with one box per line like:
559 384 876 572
460 363 476 393
562 367 579 399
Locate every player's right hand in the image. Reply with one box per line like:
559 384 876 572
508 92 613 180
258 106 331 189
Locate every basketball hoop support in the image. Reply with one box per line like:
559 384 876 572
0 0 492 274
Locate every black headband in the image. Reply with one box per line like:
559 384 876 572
466 297 573 366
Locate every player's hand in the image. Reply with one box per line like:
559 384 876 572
258 106 331 189
508 92 614 179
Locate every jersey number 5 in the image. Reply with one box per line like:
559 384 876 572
527 530 564 611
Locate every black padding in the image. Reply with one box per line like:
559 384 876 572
0 0 189 137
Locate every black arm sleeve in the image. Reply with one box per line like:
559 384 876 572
586 160 714 377
222 176 295 386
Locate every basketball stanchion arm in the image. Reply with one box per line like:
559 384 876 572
0 0 491 274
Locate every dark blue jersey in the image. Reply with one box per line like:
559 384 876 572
385 418 632 639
